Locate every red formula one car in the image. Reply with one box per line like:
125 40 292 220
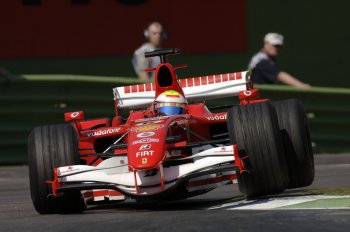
28 48 314 214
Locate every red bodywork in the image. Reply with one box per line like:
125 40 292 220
52 49 267 200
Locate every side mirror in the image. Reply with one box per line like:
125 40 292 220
64 111 84 122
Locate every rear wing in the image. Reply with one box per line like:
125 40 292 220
113 71 251 109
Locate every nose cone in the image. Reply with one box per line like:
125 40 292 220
127 123 167 170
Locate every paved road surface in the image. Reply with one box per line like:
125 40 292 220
0 154 349 232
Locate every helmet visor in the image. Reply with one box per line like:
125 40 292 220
155 102 187 116
157 106 185 116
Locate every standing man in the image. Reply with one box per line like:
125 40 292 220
248 33 310 88
132 22 166 81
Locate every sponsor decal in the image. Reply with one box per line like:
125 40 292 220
70 112 80 118
176 119 189 125
139 144 151 150
132 138 159 145
135 120 163 126
214 146 233 154
136 150 155 158
59 166 80 174
170 119 189 126
136 132 155 138
142 158 148 164
243 90 253 96
86 128 121 137
206 114 227 121
135 116 168 123
133 124 164 132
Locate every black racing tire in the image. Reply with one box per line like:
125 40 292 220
273 99 314 188
227 101 289 199
28 124 86 214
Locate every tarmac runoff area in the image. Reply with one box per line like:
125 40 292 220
0 154 349 232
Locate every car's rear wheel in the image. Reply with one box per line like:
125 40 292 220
28 124 86 214
273 99 314 188
227 101 289 199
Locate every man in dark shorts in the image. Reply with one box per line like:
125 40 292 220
248 33 310 88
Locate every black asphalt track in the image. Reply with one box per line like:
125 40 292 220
0 154 349 232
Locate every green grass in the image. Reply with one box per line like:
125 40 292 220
277 188 350 197
281 197 350 209
302 188 350 196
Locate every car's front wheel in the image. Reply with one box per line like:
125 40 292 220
28 124 86 214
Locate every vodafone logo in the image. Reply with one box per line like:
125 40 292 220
86 128 121 137
71 112 80 118
136 132 155 138
206 115 227 120
243 91 252 96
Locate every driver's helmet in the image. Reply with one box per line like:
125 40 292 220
154 90 187 116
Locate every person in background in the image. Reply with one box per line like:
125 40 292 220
132 22 166 81
248 33 310 88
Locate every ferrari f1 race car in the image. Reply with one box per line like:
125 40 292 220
28 48 314 214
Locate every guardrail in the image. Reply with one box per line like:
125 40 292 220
214 84 350 154
0 75 349 164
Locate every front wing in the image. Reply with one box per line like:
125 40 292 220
53 145 239 199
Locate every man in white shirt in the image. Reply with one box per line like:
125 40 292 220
132 22 166 81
